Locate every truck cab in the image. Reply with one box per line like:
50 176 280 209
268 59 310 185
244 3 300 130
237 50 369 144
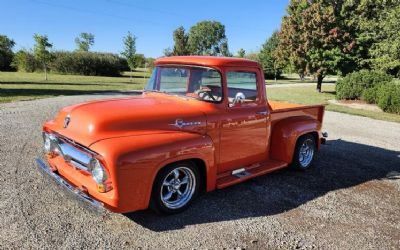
37 56 326 214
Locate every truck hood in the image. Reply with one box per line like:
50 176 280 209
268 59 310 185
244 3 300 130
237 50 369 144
46 93 208 147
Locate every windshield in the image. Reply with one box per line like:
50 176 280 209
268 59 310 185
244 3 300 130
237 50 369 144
145 66 223 103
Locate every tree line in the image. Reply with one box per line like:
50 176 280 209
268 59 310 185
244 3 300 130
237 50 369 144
1 1 399 86
161 10 399 113
164 2 399 93
0 32 151 79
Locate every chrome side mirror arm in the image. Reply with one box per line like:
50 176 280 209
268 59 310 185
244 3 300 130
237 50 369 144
231 92 246 106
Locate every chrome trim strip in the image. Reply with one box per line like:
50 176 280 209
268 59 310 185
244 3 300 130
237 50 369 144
36 158 104 212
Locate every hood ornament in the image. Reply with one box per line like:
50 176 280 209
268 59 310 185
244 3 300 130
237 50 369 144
171 119 201 129
64 115 71 128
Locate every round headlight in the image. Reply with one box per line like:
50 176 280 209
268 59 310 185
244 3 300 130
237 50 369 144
90 158 107 184
43 133 51 152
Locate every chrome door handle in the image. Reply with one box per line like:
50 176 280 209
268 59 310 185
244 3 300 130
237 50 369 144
256 111 268 115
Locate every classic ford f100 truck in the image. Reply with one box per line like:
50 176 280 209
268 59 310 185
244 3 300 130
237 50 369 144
37 56 326 214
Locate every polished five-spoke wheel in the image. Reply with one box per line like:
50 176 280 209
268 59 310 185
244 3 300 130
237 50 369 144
298 138 314 168
291 134 316 170
151 161 200 214
161 167 196 209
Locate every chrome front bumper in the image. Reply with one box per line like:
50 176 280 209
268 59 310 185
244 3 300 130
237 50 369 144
36 158 104 213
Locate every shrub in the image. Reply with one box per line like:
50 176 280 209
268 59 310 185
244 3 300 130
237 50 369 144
50 51 127 76
377 82 400 114
336 70 393 102
11 50 40 72
362 86 380 104
0 35 15 71
0 50 14 71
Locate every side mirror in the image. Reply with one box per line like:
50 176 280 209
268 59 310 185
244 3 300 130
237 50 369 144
232 92 245 106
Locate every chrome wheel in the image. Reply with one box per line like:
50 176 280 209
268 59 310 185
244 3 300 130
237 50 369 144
298 138 315 168
160 167 196 210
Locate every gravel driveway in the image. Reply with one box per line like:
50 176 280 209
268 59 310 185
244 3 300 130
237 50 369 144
0 94 399 249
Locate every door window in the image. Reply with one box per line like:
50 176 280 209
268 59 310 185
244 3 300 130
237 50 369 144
226 71 258 105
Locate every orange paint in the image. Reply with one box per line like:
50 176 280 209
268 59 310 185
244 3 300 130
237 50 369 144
41 56 325 213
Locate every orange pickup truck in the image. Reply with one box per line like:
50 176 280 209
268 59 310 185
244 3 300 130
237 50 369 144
37 56 327 214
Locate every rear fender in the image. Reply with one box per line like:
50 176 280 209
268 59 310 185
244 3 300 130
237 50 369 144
270 116 321 163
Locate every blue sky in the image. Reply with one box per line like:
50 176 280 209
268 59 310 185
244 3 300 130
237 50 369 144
2 0 289 58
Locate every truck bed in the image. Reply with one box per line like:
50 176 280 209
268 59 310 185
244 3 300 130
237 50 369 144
268 100 325 124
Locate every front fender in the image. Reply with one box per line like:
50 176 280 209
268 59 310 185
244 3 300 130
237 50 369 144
270 116 321 164
90 132 215 213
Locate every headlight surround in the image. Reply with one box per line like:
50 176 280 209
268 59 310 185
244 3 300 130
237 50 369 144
43 133 51 153
89 158 108 184
89 157 112 193
43 132 58 154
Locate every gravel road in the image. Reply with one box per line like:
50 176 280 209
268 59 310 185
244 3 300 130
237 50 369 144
0 94 399 249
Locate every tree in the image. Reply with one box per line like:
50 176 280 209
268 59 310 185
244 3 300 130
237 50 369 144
237 48 246 58
219 40 232 57
75 32 95 52
278 0 352 92
121 31 137 79
163 48 173 56
258 32 282 80
0 35 15 71
368 4 400 76
133 54 145 68
33 34 53 80
188 21 231 56
145 57 155 72
172 26 189 56
276 1 308 81
244 52 259 62
338 0 398 73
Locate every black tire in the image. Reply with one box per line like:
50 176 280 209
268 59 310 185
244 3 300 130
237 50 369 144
290 134 316 170
150 161 200 215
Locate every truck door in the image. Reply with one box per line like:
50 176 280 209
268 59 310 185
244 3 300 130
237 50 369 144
218 68 271 173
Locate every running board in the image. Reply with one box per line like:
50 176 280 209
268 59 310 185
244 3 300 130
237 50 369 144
216 160 288 189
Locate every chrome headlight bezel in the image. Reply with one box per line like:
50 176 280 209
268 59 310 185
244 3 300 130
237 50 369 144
43 133 51 153
89 158 108 184
43 132 58 153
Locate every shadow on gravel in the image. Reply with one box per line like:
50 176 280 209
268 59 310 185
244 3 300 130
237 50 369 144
125 139 400 231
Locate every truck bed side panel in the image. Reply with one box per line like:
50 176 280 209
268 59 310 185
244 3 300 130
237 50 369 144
268 102 325 163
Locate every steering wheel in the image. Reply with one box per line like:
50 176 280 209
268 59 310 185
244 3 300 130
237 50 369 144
197 90 217 101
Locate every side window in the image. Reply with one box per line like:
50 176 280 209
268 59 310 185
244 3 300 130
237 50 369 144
227 71 258 104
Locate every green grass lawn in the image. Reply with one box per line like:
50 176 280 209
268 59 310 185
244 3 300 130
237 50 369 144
1 71 399 123
0 71 148 103
267 84 400 123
